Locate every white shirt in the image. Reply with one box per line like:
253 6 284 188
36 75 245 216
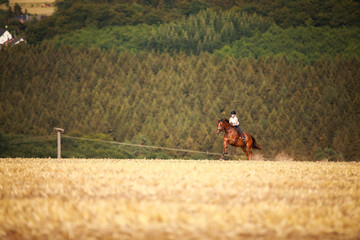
229 115 239 126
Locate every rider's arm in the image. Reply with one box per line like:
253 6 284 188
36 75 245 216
234 117 239 126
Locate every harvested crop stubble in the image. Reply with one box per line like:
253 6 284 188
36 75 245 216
0 158 359 240
6 1 56 15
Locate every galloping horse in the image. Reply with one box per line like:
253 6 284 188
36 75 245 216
217 119 261 160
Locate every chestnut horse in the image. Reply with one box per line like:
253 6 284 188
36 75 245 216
217 119 261 160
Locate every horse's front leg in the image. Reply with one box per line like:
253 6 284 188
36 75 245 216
224 141 229 155
220 141 229 160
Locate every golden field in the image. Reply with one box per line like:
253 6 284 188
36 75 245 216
0 158 359 240
0 0 56 15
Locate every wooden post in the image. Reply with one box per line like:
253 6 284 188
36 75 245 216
54 128 64 159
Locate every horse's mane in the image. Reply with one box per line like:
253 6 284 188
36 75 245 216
220 119 229 123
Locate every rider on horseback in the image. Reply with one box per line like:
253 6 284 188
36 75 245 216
229 111 245 142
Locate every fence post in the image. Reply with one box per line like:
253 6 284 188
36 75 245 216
54 128 64 159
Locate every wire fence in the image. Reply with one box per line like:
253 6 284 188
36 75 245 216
62 135 229 158
2 134 245 159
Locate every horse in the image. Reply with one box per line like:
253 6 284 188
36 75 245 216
217 119 261 160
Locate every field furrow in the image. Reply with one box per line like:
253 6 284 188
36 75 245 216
0 159 359 240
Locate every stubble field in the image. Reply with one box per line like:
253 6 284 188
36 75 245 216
1 1 56 15
0 158 359 240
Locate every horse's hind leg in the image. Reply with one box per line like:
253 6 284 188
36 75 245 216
241 147 249 160
246 142 253 160
247 147 252 160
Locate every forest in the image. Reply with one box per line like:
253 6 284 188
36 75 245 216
1 0 359 160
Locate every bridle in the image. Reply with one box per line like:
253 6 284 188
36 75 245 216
217 121 225 133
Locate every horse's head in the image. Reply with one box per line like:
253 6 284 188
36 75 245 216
217 119 231 134
217 119 229 134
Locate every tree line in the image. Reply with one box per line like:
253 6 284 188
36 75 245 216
50 10 270 54
49 9 360 64
1 0 358 44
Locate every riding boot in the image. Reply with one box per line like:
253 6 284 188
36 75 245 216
240 131 246 144
236 126 246 144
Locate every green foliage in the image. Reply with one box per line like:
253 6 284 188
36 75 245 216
13 3 22 16
61 134 133 159
51 24 153 53
316 147 342 161
25 0 212 44
24 2 169 44
147 10 270 54
9 0 360 45
51 0 360 30
235 0 360 28
51 9 270 54
1 44 359 160
0 134 57 158
214 25 360 64
0 9 7 27
47 9 359 62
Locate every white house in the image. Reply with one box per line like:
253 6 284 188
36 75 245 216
0 29 13 45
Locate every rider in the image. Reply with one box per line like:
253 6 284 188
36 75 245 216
229 111 245 141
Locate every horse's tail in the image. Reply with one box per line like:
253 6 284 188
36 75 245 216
251 135 262 150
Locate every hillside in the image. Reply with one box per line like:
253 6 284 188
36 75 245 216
1 44 359 160
22 0 360 44
49 12 360 64
1 0 360 160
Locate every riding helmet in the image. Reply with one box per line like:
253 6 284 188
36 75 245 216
231 111 236 115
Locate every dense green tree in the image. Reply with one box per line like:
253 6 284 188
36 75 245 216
215 25 360 64
13 3 22 16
